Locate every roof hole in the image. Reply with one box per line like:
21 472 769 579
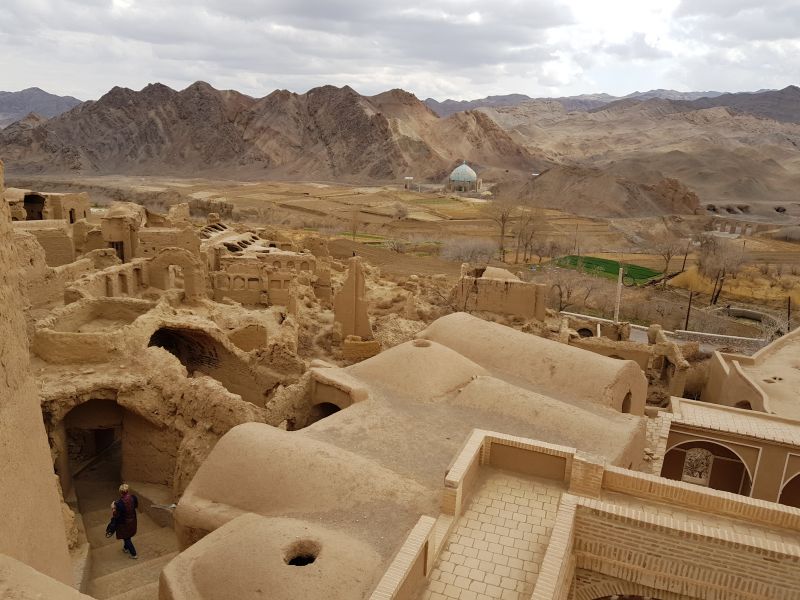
284 540 320 567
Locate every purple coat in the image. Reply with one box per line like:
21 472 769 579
113 494 138 540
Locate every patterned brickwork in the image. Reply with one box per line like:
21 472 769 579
673 397 800 446
573 500 800 600
418 470 564 600
530 495 577 600
567 456 604 498
642 411 671 476
603 465 800 532
570 569 695 600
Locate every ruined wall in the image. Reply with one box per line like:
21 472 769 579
122 411 182 486
569 337 651 371
44 192 90 222
138 227 200 258
12 220 75 266
0 160 73 583
452 274 547 321
65 259 149 302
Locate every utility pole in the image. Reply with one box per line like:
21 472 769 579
684 290 694 331
681 239 691 272
613 263 623 323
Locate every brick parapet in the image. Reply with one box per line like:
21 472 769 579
603 465 800 532
572 501 800 600
368 515 436 600
530 494 578 600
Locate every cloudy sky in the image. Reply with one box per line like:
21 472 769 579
1 0 797 101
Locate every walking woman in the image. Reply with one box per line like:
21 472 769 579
112 483 139 559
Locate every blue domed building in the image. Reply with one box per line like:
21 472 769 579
446 161 482 193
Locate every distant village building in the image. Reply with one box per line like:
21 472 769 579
445 161 481 193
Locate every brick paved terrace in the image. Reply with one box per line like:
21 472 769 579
418 468 564 600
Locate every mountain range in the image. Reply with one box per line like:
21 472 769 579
424 89 725 117
0 82 543 181
1 82 798 219
0 88 82 128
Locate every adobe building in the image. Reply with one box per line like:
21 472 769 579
13 219 77 266
658 398 800 506
702 326 800 415
5 187 90 223
451 264 547 321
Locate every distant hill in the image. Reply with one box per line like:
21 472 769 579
424 94 535 117
591 86 800 124
424 89 723 116
0 87 82 128
4 81 798 220
622 89 722 102
0 81 544 180
678 86 800 124
478 93 800 218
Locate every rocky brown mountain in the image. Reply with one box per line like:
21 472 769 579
0 87 82 128
0 82 543 181
480 96 800 218
3 81 798 219
424 89 724 117
677 85 800 124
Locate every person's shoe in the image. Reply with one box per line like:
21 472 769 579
130 555 138 560
123 548 129 554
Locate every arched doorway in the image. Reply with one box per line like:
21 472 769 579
661 440 752 496
60 399 124 499
779 474 800 509
307 402 341 426
621 392 632 414
24 193 46 220
52 398 180 501
147 248 204 300
577 327 594 338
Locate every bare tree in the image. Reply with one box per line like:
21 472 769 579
697 236 747 305
482 198 518 262
385 238 407 253
440 238 498 264
532 237 568 264
513 208 545 263
650 235 683 288
350 207 361 242
546 268 597 312
393 202 409 220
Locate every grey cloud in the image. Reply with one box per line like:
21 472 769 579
674 1 800 42
0 0 797 101
602 33 671 60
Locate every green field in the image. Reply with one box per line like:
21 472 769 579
554 255 660 284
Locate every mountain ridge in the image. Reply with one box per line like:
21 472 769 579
424 89 725 117
0 87 82 128
0 81 544 181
